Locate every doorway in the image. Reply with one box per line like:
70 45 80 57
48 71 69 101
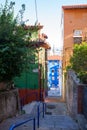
47 60 62 97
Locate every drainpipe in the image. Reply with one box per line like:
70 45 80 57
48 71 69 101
38 51 41 101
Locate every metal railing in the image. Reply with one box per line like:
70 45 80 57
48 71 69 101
37 102 46 128
9 101 46 130
9 117 35 130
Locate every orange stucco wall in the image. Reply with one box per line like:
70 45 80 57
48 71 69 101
62 7 87 69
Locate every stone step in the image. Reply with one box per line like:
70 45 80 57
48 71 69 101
38 115 79 130
0 102 80 130
0 113 79 130
37 128 76 130
0 102 38 130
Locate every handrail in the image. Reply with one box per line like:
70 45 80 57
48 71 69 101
37 102 46 128
9 117 35 130
9 101 46 129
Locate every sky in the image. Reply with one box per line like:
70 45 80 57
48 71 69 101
0 0 87 50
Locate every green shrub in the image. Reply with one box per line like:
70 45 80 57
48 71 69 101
0 1 37 82
67 42 87 84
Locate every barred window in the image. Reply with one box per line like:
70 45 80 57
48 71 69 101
73 30 82 44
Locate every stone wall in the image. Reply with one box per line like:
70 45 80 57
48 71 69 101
66 70 83 118
0 88 20 122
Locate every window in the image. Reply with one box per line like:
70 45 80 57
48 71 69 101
74 37 82 44
73 30 82 44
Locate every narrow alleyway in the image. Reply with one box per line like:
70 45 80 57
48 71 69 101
0 101 81 130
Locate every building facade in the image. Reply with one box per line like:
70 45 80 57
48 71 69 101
14 24 51 103
62 4 87 70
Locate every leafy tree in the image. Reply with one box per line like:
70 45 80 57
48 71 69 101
69 42 87 84
0 0 38 83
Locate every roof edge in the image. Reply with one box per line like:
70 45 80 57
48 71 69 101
62 4 87 10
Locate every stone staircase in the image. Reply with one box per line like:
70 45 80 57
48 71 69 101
37 114 79 130
0 101 83 130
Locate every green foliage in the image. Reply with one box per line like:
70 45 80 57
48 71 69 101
0 1 38 82
68 42 87 84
